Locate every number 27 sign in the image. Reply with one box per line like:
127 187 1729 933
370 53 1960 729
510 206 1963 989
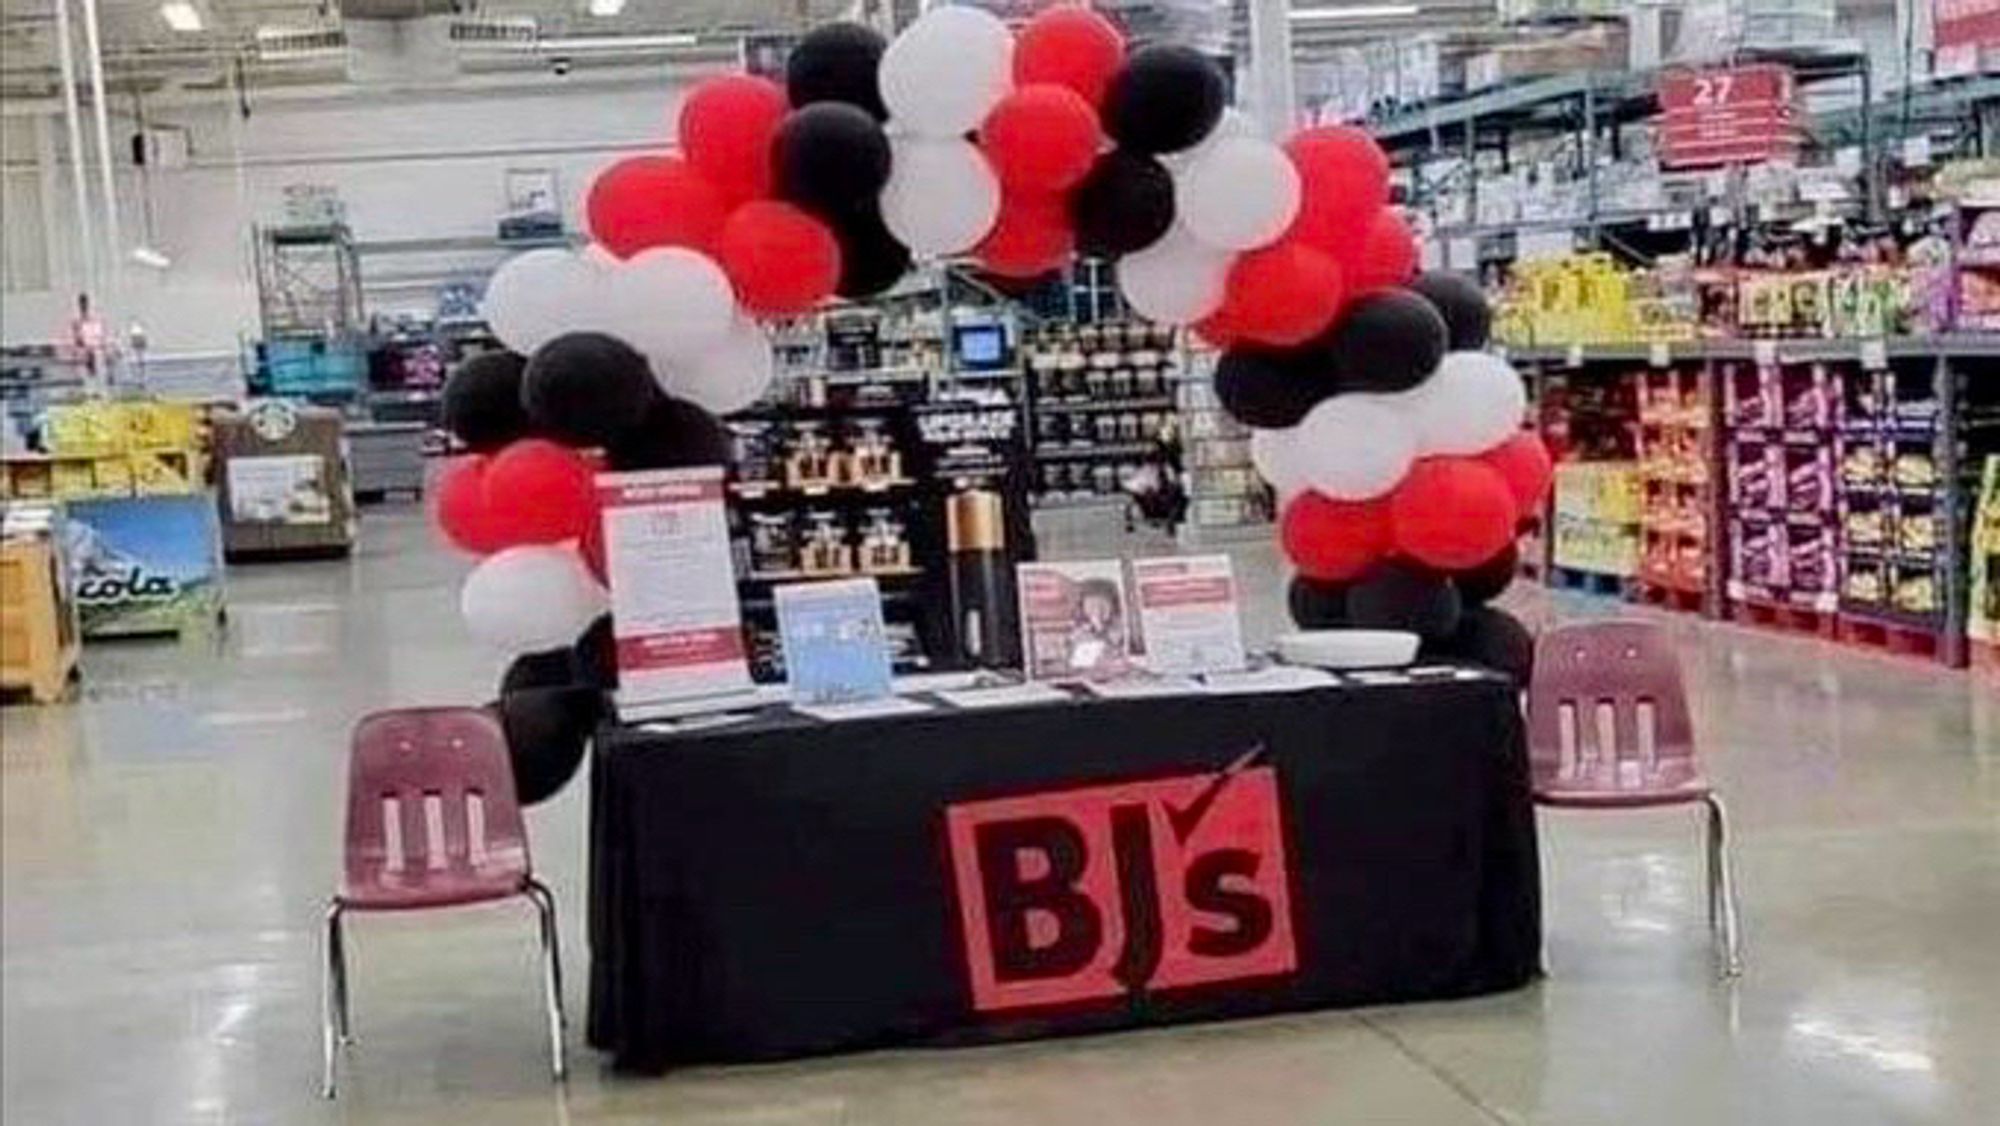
1656 63 1800 169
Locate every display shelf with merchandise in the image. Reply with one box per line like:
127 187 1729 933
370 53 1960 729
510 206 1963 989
1021 321 1183 523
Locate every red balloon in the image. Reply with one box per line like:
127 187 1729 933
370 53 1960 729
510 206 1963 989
483 438 598 546
434 455 506 555
717 201 841 316
1015 6 1126 108
679 75 788 205
1350 208 1419 291
981 85 1102 193
586 155 727 260
1280 492 1392 582
976 191 1075 278
1284 126 1390 254
1209 240 1345 347
1481 430 1554 514
1390 458 1520 571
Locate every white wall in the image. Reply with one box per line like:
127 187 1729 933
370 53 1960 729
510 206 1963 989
3 69 691 352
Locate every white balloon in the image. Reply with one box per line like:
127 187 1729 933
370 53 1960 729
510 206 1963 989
460 546 608 652
580 242 622 270
1117 225 1232 325
1177 136 1301 251
662 318 775 415
1407 351 1527 456
484 249 601 354
603 247 735 365
1162 108 1255 172
1250 427 1308 501
879 6 1013 138
1293 395 1416 500
882 136 1001 255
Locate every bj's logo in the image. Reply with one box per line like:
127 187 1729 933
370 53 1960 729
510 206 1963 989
944 748 1297 1013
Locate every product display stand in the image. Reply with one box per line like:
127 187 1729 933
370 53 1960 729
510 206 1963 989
211 402 357 560
1022 321 1181 521
1178 348 1274 545
0 504 81 703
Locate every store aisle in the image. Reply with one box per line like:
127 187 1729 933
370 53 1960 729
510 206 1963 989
3 506 1995 1126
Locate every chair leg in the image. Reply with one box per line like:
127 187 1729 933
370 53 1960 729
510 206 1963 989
321 900 347 1098
525 878 568 1081
1702 793 1744 978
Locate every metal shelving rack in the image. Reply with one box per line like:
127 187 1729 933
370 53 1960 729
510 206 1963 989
255 224 363 339
1510 337 2000 667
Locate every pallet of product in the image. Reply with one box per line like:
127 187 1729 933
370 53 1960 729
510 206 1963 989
1836 610 1944 662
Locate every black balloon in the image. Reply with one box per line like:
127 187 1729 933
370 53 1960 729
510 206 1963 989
521 332 656 448
605 394 733 471
785 21 889 119
495 687 603 806
1071 151 1175 258
501 648 576 695
1425 606 1534 684
1454 543 1520 606
1214 348 1341 429
1408 271 1493 351
441 350 530 451
775 103 892 221
830 205 913 298
1101 45 1226 155
1288 575 1350 629
574 614 617 692
1321 290 1450 394
1347 560 1463 642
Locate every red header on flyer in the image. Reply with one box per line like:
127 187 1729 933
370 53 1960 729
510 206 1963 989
615 628 746 671
597 477 727 509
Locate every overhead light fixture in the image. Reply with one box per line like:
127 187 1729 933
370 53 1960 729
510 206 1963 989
131 246 172 270
586 0 626 15
534 33 699 51
159 1 203 32
1290 4 1420 21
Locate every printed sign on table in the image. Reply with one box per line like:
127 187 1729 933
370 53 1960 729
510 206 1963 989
597 466 751 709
774 578 893 705
1128 555 1247 676
1017 560 1132 681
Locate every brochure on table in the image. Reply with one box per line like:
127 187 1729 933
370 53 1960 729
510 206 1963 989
1127 554 1247 675
598 466 753 714
774 577 894 705
1017 559 1134 680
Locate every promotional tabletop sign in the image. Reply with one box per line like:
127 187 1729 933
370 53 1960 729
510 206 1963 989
1017 559 1133 681
597 466 752 712
773 577 894 704
1128 554 1248 675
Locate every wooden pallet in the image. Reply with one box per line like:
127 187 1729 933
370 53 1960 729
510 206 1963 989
1727 597 1839 640
1632 579 1706 614
1837 614 1943 661
1546 566 1629 598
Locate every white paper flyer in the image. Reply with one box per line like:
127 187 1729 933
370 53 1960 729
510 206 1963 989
1128 554 1247 675
597 466 752 710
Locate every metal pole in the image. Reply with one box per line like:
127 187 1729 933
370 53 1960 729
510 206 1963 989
1244 0 1295 137
80 0 123 301
51 0 97 300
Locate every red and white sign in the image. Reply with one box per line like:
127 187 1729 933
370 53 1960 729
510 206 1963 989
1656 64 1802 169
1936 0 2000 77
597 466 752 709
1129 555 1247 675
944 749 1297 1014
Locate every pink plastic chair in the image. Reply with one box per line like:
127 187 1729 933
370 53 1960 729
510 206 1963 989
322 707 565 1098
1527 622 1743 977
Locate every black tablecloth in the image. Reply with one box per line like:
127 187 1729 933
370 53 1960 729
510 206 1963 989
588 669 1540 1071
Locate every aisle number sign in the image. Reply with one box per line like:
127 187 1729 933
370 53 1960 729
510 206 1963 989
1935 0 2000 78
1655 64 1801 169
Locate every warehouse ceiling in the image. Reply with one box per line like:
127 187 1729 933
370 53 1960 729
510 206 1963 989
0 1 1503 103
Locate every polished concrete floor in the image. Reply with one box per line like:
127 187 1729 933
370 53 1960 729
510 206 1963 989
3 506 1996 1125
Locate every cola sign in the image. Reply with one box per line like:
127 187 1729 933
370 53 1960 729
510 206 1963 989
944 747 1297 1013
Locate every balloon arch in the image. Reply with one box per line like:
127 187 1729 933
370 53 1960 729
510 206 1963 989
434 6 1553 699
